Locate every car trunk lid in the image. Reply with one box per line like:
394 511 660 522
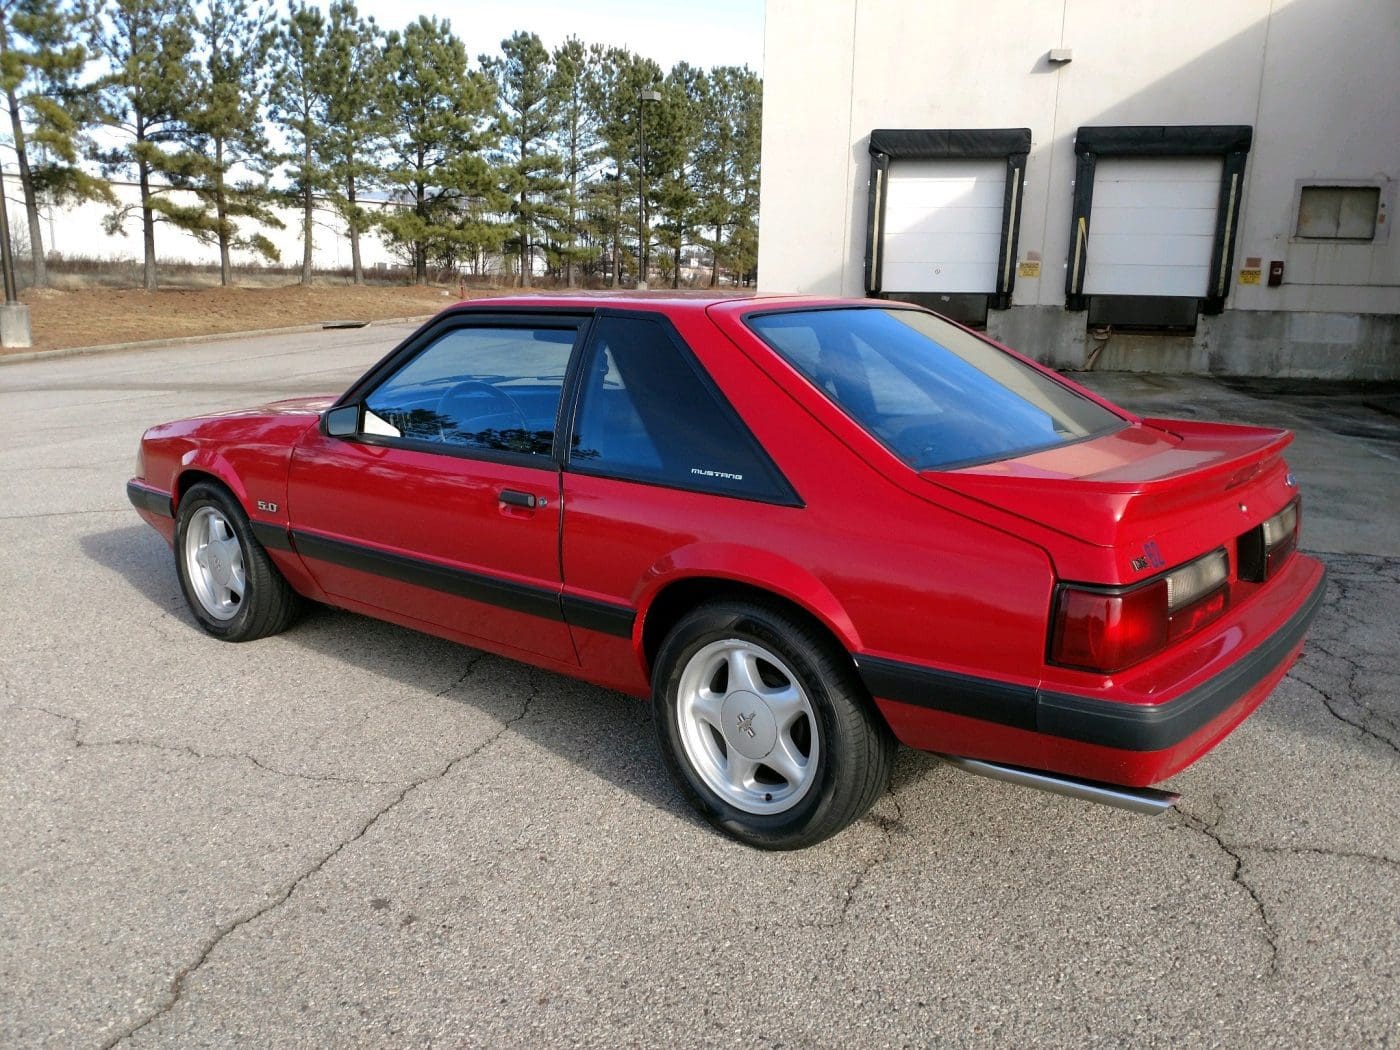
924 418 1295 562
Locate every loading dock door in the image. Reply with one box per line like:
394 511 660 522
880 158 1007 294
1082 156 1224 298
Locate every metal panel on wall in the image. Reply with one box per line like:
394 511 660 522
1081 156 1224 298
880 159 1007 294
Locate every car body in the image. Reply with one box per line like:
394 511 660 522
128 295 1325 848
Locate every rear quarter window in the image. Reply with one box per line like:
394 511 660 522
746 307 1124 470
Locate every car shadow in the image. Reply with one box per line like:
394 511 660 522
82 524 946 827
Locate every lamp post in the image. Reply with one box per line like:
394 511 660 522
636 87 660 290
0 165 30 348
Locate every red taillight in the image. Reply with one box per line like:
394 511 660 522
1051 581 1168 673
1050 549 1231 674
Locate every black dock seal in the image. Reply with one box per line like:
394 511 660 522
859 565 1325 752
866 128 1032 310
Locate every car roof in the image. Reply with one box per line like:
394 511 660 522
446 293 879 319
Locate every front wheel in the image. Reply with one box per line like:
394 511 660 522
652 600 894 850
174 481 301 642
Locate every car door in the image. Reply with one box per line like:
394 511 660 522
286 313 586 665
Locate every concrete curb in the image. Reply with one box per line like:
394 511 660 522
0 313 435 366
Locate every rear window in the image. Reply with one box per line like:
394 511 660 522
746 307 1124 470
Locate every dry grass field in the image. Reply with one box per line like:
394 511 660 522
6 282 472 354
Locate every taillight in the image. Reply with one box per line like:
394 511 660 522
1238 498 1300 582
1050 549 1230 674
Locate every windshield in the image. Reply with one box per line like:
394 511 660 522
746 307 1125 470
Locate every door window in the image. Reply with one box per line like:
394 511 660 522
363 325 577 458
568 316 796 504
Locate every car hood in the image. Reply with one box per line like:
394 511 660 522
924 418 1295 551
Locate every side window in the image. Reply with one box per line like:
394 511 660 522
363 324 576 458
569 316 796 503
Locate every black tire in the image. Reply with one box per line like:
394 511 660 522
174 481 301 642
652 600 895 850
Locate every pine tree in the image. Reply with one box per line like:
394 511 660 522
317 0 386 284
652 62 703 289
548 37 599 286
585 46 662 288
183 0 279 285
92 0 202 290
695 65 762 286
267 1 327 286
378 15 497 285
482 31 562 288
0 0 108 287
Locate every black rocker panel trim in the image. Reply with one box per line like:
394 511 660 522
291 529 635 638
559 595 636 639
858 566 1324 753
249 521 293 551
126 480 173 518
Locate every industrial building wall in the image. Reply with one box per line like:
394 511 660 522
757 0 1400 377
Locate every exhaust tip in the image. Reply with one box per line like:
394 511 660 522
938 754 1179 815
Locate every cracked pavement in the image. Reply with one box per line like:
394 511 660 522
2 329 1398 1047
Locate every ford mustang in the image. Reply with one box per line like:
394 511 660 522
127 296 1325 848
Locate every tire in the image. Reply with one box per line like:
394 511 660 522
174 481 301 642
652 600 895 850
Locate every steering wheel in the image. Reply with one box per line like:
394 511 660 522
433 381 529 446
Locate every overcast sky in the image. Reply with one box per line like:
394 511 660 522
320 0 767 73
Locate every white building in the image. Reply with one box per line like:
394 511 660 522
757 0 1400 378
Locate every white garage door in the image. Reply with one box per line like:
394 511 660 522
881 158 1006 293
1083 156 1223 298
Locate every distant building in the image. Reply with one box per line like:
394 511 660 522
757 0 1400 378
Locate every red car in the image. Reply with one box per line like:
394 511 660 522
128 296 1325 849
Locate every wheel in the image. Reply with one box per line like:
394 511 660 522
652 600 895 850
174 481 301 642
434 381 528 445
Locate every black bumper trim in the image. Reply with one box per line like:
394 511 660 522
126 480 173 518
858 565 1327 752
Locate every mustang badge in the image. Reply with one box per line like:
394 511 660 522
735 712 757 739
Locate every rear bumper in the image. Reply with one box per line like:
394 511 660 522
863 554 1327 786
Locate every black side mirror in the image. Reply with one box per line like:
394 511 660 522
323 404 361 438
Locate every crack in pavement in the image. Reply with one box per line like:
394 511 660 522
806 794 907 930
27 705 395 787
102 683 541 1048
433 651 491 698
1176 805 1281 978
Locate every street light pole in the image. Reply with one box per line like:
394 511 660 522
0 165 31 348
637 87 660 290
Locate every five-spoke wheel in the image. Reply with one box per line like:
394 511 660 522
174 481 300 642
653 600 894 850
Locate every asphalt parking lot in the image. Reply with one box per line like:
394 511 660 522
3 325 1398 1047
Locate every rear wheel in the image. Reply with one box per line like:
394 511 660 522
174 481 300 641
653 600 894 850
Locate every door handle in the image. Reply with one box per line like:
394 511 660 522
499 489 537 509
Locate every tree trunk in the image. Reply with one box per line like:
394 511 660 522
347 172 363 284
519 188 530 288
215 138 231 286
138 152 157 291
414 176 427 285
4 83 46 288
710 223 721 286
300 132 314 286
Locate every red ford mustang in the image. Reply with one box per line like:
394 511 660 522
128 296 1325 848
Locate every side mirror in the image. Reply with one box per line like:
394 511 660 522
323 403 361 438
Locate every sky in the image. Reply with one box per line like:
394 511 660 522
325 0 767 73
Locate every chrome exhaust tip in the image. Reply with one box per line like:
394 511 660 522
937 755 1180 815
